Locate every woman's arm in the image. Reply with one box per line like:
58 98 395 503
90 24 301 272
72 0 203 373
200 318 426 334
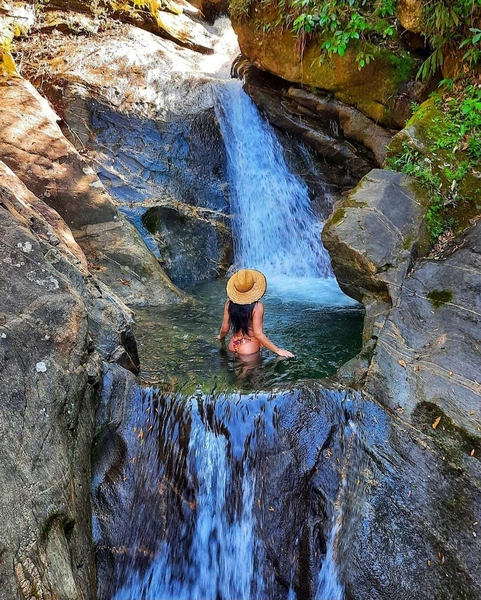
252 303 295 358
217 300 231 339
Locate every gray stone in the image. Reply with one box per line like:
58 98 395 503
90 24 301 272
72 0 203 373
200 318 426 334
365 220 481 436
322 169 430 342
0 204 96 600
0 158 147 598
143 204 232 286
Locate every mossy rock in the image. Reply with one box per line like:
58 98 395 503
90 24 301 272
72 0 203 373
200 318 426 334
232 2 418 127
387 96 481 238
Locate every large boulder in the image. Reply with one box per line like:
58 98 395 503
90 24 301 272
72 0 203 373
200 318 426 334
365 219 481 436
143 203 232 286
0 171 98 600
0 145 146 597
232 2 422 127
322 169 431 343
322 167 481 439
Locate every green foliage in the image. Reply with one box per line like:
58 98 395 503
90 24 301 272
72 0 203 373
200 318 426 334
229 0 255 20
232 0 481 78
417 0 481 79
387 81 481 241
288 0 397 67
427 289 453 308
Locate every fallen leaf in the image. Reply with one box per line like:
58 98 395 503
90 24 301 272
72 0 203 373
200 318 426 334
398 358 407 368
471 449 475 456
432 416 441 429
118 278 132 286
268 507 275 512
470 410 475 415
414 365 420 371
138 428 144 440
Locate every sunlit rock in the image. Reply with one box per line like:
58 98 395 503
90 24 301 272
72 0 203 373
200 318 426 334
0 77 183 305
232 2 421 127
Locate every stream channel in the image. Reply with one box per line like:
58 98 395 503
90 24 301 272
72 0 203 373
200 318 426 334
92 19 367 600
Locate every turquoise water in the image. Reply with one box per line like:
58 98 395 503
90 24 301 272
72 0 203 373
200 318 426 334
133 278 364 392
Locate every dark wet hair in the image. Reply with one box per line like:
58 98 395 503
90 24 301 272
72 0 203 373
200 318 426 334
228 301 257 336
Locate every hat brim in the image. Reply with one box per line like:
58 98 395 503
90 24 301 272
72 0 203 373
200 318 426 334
226 270 267 305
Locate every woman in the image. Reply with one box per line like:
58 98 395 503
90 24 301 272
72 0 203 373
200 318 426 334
217 269 295 358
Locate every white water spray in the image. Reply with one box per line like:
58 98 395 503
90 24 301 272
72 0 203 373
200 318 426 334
214 80 333 280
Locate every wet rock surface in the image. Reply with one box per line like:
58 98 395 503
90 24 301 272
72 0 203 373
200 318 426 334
143 204 232 286
341 396 481 600
92 385 350 599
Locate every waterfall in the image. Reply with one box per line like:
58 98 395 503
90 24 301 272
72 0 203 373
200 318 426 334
110 391 268 600
98 388 358 600
214 80 333 280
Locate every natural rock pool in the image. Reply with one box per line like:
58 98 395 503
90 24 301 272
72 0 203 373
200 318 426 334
133 278 364 392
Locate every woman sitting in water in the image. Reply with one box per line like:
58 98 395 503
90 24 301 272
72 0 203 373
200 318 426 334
217 269 295 358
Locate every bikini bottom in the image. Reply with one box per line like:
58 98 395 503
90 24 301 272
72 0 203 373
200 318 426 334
231 335 256 353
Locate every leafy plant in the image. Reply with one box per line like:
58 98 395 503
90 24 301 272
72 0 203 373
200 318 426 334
387 81 481 241
288 0 398 67
417 0 481 79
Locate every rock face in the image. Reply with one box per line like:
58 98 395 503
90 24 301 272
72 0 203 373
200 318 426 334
0 77 183 306
143 204 232 285
16 17 235 294
0 158 139 599
322 166 481 482
232 2 423 127
323 169 431 341
341 392 481 600
365 220 481 436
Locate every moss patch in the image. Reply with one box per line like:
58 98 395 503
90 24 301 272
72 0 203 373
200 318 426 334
329 208 346 226
427 289 453 308
386 86 481 242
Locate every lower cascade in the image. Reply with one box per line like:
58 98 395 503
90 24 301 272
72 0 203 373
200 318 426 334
95 387 360 600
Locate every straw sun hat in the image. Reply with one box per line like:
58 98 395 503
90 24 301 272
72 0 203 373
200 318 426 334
226 269 267 305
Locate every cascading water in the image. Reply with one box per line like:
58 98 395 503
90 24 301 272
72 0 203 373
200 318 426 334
93 19 363 600
96 387 359 600
110 391 267 600
214 80 333 281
